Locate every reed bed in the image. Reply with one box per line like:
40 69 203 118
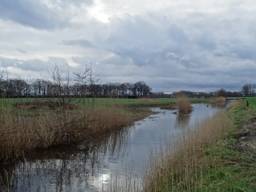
210 96 226 107
0 101 150 161
176 95 192 114
144 111 232 192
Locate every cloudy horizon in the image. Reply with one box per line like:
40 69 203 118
0 0 256 92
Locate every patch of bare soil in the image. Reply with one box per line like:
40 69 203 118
15 101 78 110
234 118 256 153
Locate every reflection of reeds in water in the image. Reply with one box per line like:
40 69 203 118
144 111 232 192
0 126 133 192
107 174 142 192
175 114 191 129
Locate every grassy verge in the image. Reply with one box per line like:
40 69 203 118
145 98 256 192
197 99 256 192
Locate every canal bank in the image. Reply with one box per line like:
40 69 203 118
146 99 256 192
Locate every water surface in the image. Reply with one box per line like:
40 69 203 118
0 104 219 192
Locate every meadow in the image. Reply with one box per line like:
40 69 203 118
0 97 210 109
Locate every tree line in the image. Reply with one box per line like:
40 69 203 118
172 84 256 98
0 67 255 98
0 68 151 98
241 84 256 96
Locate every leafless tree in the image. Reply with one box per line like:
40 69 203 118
242 84 254 96
73 66 91 97
51 64 71 106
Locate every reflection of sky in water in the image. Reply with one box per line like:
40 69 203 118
0 104 219 192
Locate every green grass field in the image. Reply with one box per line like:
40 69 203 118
246 97 256 110
0 97 208 109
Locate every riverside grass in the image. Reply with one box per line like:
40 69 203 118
144 110 232 192
145 99 256 192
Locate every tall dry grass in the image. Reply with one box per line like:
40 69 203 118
0 104 149 161
210 96 226 107
144 111 232 192
176 95 192 114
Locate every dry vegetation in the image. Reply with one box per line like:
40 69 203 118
0 101 150 161
144 111 232 192
176 95 192 114
210 96 226 107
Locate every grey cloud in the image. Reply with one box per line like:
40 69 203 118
57 0 93 7
63 39 94 48
16 49 27 54
0 0 64 29
102 18 189 66
0 0 92 29
61 11 256 91
0 57 70 75
1 1 256 91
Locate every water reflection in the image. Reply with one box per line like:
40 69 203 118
0 104 219 192
175 113 191 128
0 129 131 192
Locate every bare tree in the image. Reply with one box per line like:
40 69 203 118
73 66 91 97
51 64 71 106
0 70 4 97
242 84 254 96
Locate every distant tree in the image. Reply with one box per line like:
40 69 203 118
32 79 42 96
4 79 28 97
242 84 254 96
51 65 71 105
133 81 151 97
216 89 227 97
0 66 153 99
73 66 91 97
0 71 4 97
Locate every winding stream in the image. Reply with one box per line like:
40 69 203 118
0 104 219 192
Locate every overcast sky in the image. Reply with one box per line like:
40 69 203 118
0 0 256 92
